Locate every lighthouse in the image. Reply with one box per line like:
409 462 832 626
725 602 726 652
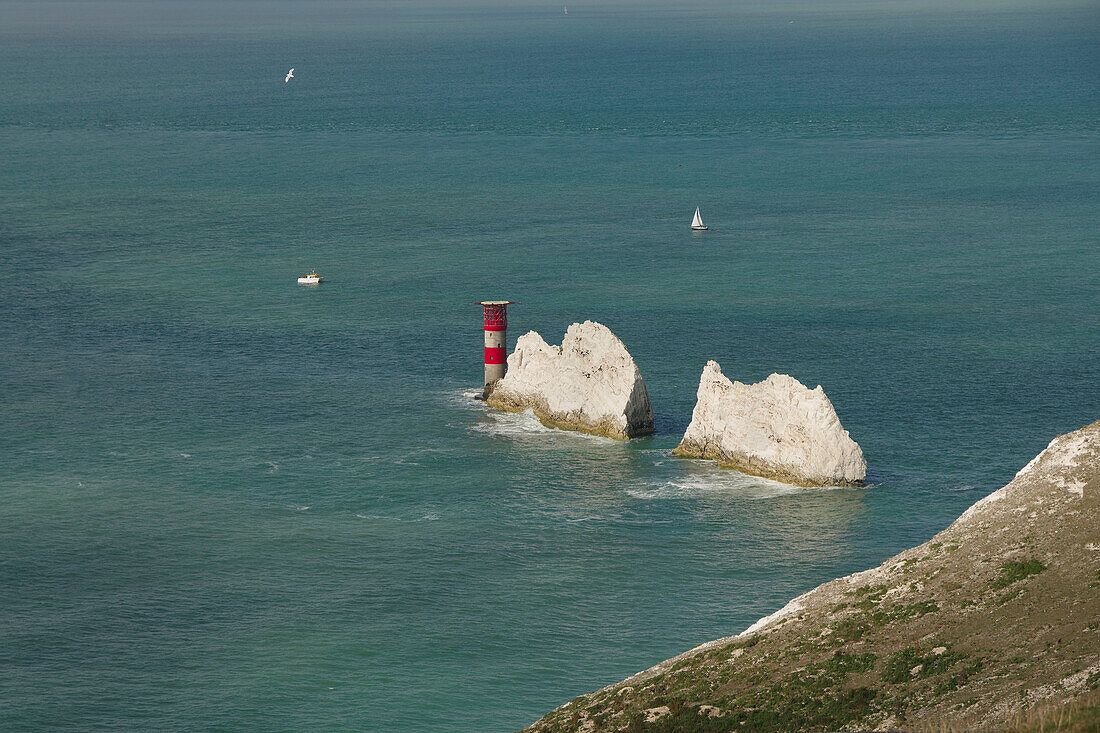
477 300 513 393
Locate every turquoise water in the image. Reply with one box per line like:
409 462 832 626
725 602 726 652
1 1 1097 729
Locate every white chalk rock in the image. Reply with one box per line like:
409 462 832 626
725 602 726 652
485 320 654 439
674 361 866 486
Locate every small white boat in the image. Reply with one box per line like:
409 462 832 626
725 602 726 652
691 206 708 231
297 271 323 285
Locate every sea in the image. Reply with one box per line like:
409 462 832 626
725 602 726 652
1 1 1097 730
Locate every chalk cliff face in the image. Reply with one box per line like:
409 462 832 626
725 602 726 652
485 321 654 439
674 361 866 486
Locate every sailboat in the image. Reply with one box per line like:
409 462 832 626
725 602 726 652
563 5 568 14
691 206 708 231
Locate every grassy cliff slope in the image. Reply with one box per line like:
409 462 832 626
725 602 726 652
524 421 1100 732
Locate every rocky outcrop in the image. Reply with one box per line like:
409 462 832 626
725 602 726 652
524 420 1100 732
485 321 654 439
673 361 866 486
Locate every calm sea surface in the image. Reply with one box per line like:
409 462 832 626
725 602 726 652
1 1 1097 729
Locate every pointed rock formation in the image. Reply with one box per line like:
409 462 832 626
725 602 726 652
485 320 654 439
674 361 866 486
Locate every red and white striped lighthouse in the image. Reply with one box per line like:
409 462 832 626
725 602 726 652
478 300 513 391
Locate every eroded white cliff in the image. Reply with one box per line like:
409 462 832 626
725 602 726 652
485 320 654 439
673 361 865 486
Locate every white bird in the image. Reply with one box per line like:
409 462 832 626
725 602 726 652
284 68 294 83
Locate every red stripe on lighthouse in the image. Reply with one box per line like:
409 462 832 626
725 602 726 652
484 347 506 364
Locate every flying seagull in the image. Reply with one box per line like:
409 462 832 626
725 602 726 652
284 68 294 83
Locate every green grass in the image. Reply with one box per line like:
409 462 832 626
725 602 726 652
991 559 1046 590
624 686 879 733
882 647 965 684
852 584 888 599
994 587 1025 605
587 650 884 733
934 658 985 693
828 599 940 645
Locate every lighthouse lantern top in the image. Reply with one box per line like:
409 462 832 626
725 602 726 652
476 301 515 331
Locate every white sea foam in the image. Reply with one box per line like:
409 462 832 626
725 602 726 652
450 387 619 444
471 407 617 444
353 512 441 523
626 469 818 501
471 408 556 435
444 387 486 407
404 446 458 456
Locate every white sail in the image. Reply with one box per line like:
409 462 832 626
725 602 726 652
692 206 706 229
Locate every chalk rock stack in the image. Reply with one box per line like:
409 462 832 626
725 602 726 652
485 320 654 439
674 361 865 486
